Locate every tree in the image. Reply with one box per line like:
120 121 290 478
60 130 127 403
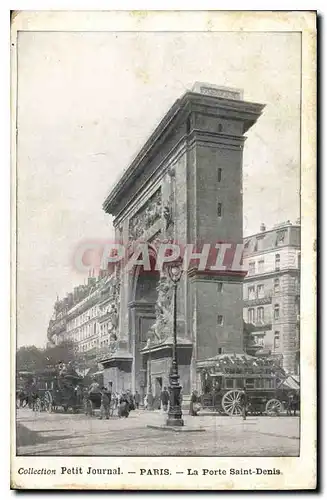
16 345 46 373
16 341 78 373
42 341 77 368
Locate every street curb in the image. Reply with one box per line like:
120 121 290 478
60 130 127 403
147 425 206 433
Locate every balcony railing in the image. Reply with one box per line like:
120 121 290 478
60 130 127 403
246 321 272 331
243 294 272 307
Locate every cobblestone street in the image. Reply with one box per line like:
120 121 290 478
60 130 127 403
16 408 300 457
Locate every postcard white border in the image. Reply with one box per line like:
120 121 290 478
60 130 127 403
10 10 316 490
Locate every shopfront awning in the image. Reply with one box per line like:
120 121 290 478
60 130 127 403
278 375 300 391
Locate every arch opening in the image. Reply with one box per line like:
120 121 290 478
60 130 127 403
128 248 160 397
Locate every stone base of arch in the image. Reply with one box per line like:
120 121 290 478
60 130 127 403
100 343 194 411
141 339 193 408
100 353 133 394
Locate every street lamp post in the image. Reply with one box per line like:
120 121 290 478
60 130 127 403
165 258 184 427
146 338 153 410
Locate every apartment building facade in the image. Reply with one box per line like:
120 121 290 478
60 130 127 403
47 270 120 363
243 221 300 375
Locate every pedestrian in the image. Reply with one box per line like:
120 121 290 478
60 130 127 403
147 391 154 410
30 378 39 411
126 390 135 411
287 391 297 416
134 390 141 409
213 382 221 409
160 386 170 412
88 379 100 394
88 379 101 416
240 386 248 420
112 392 118 411
75 384 83 406
293 392 299 416
99 387 111 420
189 390 200 416
31 390 39 412
144 393 148 409
118 392 130 418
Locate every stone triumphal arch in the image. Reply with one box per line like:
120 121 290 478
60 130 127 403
99 83 264 402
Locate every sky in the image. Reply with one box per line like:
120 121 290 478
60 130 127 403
16 31 301 348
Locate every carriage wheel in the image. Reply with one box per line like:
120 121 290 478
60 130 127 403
222 390 243 415
266 398 282 416
44 391 53 413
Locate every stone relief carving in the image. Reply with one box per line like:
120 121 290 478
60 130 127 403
147 275 174 343
163 204 173 230
129 189 162 240
108 338 119 354
103 272 121 353
162 167 175 236
106 303 119 333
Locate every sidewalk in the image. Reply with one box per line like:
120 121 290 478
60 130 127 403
140 409 299 437
16 407 300 456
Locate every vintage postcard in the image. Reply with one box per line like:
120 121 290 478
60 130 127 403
11 10 317 490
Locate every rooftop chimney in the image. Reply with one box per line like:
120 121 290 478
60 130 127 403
260 223 266 232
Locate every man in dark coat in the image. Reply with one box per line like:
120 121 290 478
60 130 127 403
240 387 248 420
287 391 298 416
29 379 39 410
134 391 141 409
99 387 111 420
189 390 200 416
126 390 135 411
75 384 83 406
118 393 130 418
160 387 170 412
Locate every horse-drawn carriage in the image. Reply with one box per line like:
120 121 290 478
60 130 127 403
198 353 300 416
17 367 119 416
16 371 34 408
42 370 84 413
19 367 85 413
